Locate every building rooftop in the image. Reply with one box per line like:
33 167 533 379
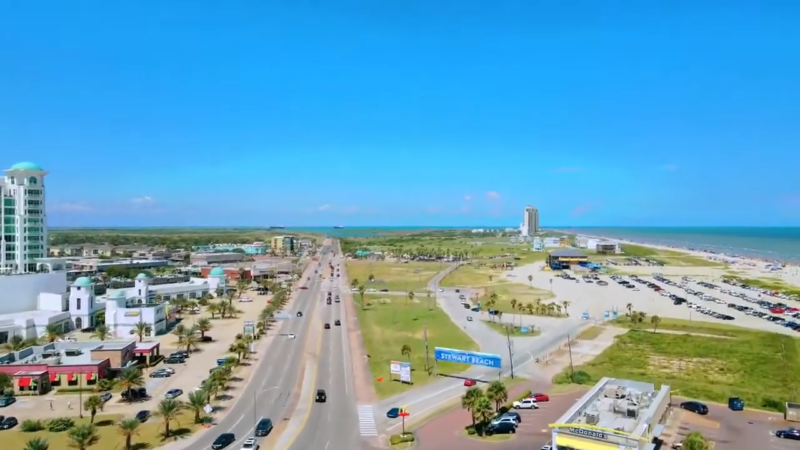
1 340 136 367
549 248 587 258
555 377 670 438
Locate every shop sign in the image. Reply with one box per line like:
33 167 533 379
568 427 608 439
125 311 141 317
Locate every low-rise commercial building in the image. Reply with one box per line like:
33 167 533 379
0 340 153 395
548 249 589 269
270 236 297 255
550 377 670 450
192 243 268 255
190 252 245 265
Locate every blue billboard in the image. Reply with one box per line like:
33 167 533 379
434 347 502 369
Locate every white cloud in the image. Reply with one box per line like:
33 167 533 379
317 204 331 211
485 191 501 201
130 196 155 205
464 195 472 201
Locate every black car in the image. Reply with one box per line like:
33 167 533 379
297 311 303 317
165 356 185 364
502 411 521 423
485 421 516 435
200 336 213 342
324 323 330 329
334 320 341 326
171 351 189 359
212 433 236 449
255 417 274 437
315 389 327 403
123 388 149 401
135 410 150 422
0 417 17 429
680 401 709 415
776 429 800 440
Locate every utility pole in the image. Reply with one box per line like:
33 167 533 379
505 324 515 379
424 325 430 373
566 334 575 381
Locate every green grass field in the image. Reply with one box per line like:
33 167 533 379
554 321 800 412
7 411 202 450
346 260 443 292
722 276 800 297
356 294 479 398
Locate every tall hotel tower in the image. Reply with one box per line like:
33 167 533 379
0 162 48 273
523 205 540 237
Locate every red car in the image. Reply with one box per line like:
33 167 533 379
300 286 308 290
528 393 550 402
464 379 477 387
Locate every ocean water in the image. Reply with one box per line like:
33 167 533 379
564 227 800 261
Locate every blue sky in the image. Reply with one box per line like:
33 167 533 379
1 2 798 227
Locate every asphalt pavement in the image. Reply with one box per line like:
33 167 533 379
288 254 360 450
163 247 333 450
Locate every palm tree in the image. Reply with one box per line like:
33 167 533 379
196 318 212 337
155 398 184 438
527 274 533 286
66 424 99 450
82 395 104 424
42 324 63 343
626 302 633 316
119 367 145 403
651 315 662 332
172 324 187 343
133 321 149 343
116 418 140 450
461 387 484 427
357 285 367 310
486 380 508 411
186 389 207 423
561 300 571 316
400 344 412 360
1 334 34 352
90 324 112 341
216 300 229 319
183 333 200 353
510 298 517 311
474 396 494 431
207 303 221 319
23 438 49 450
406 291 414 306
229 341 248 360
350 279 359 288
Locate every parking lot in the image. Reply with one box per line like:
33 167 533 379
674 401 796 450
415 390 583 450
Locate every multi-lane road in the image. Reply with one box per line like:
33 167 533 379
288 249 360 450
187 245 357 449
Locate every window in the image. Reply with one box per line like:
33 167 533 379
28 177 37 185
76 298 81 310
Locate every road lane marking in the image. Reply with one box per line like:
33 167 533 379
358 404 379 436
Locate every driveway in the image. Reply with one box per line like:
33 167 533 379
674 402 793 450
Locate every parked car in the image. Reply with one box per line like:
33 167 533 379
485 421 516 435
0 398 15 407
680 401 708 415
529 393 550 402
0 416 17 429
165 389 183 399
512 399 539 409
135 410 150 422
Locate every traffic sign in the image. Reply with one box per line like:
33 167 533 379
398 406 409 417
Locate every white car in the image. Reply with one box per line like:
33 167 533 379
351 288 358 292
439 288 444 292
287 333 296 340
512 399 539 409
490 416 517 426
242 437 260 450
160 367 176 375
367 288 377 293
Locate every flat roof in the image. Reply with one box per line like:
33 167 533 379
549 249 588 258
3 340 136 367
554 377 670 439
135 342 160 351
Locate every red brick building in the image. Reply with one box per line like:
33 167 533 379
200 266 251 281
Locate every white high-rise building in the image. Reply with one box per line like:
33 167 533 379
523 205 540 237
1 162 49 273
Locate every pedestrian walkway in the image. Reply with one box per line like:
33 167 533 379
358 404 379 436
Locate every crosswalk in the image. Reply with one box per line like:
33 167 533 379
357 404 378 436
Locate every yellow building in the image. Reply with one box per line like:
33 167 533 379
270 236 296 255
549 377 671 450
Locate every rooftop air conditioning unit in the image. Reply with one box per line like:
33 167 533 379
626 408 638 419
584 413 600 425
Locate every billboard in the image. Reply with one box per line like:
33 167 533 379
434 347 502 368
390 360 412 383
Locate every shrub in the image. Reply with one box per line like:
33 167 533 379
552 370 592 385
47 417 75 432
761 397 785 413
20 419 45 432
389 433 416 445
